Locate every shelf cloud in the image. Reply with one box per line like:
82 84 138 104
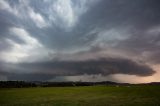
0 0 160 82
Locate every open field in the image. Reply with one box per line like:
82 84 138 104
0 85 160 106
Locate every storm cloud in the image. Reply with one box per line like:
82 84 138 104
0 57 155 81
19 58 155 76
0 0 160 82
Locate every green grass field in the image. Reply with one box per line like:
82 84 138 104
0 85 160 106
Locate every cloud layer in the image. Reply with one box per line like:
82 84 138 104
0 0 160 82
0 57 155 81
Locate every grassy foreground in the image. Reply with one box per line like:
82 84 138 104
0 85 160 106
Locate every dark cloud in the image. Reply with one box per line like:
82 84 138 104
1 0 160 51
115 26 160 64
0 57 155 81
8 73 54 81
20 58 155 76
0 0 160 82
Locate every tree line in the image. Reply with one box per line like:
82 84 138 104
1 81 159 88
0 81 119 88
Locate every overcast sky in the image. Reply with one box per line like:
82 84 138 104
0 0 160 83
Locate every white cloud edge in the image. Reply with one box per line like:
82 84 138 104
0 27 53 63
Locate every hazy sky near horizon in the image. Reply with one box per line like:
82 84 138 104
0 0 160 83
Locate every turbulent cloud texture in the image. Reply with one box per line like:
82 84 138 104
0 0 160 82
